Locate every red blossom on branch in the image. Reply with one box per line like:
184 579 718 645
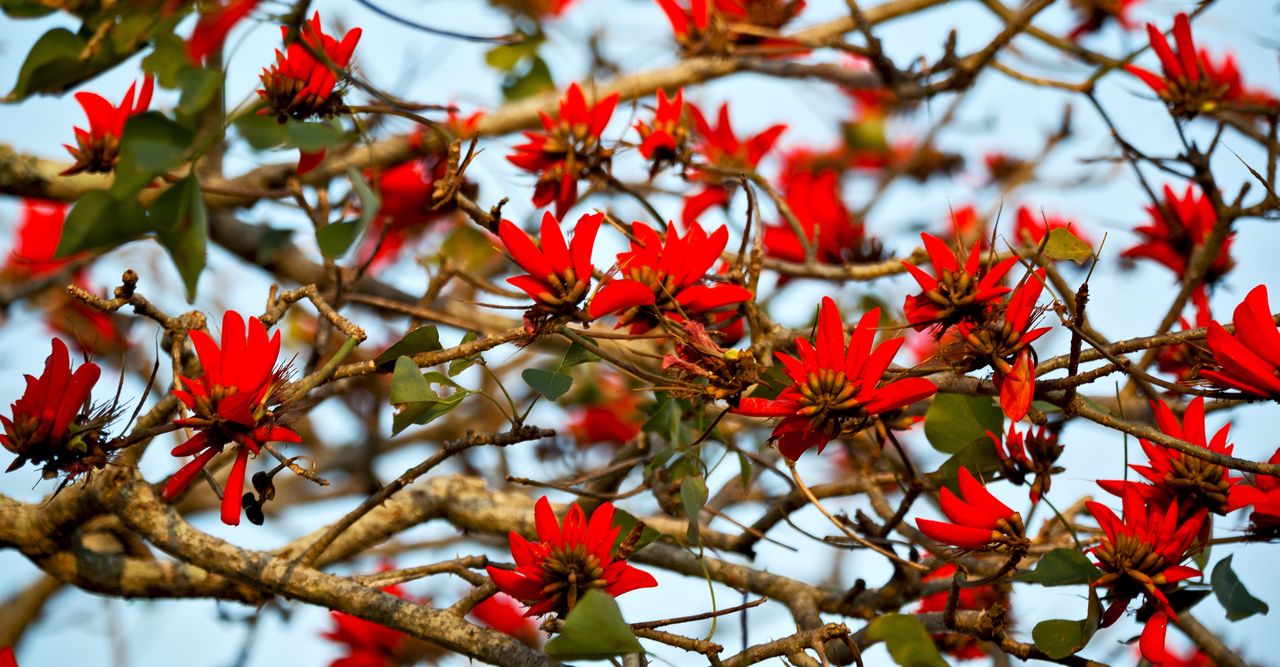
761 170 874 265
683 102 786 225
634 88 689 167
735 297 936 460
989 422 1063 503
188 0 261 64
902 232 1017 332
1013 205 1091 248
471 593 543 647
1156 287 1213 385
588 221 751 334
322 584 410 667
0 647 13 667
916 562 1005 659
1067 0 1140 40
567 373 643 448
915 467 1026 552
1228 448 1280 533
498 211 602 331
508 83 619 218
1122 184 1233 284
4 198 70 278
1201 284 1280 398
1 339 109 480
61 76 154 176
163 311 300 526
486 497 658 617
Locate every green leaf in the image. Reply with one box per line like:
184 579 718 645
924 393 1003 454
235 114 290 150
9 28 89 99
142 31 189 88
1031 588 1101 659
866 614 949 667
544 589 642 660
1211 555 1269 621
177 67 222 117
930 436 1002 493
389 356 471 435
680 475 708 545
1 1 58 18
737 452 752 491
151 174 208 301
522 368 573 401
316 168 381 258
562 341 601 368
611 509 661 556
376 326 443 369
112 112 194 194
642 395 683 446
501 56 554 101
1043 227 1092 265
1014 548 1101 587
286 120 346 151
447 332 481 377
56 190 150 256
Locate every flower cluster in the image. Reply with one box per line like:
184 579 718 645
162 312 300 526
1123 184 1233 285
1229 448 1280 534
62 76 154 176
902 232 1017 332
990 422 1063 503
634 88 690 171
683 103 786 225
761 170 876 266
508 83 619 217
499 211 602 332
257 12 362 122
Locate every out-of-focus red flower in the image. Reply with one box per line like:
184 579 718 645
188 0 261 64
0 646 14 667
915 467 1026 552
990 422 1063 503
508 83 618 218
1228 447 1280 532
588 221 752 334
323 584 408 667
735 297 936 460
762 170 874 266
1160 646 1216 667
1087 487 1206 665
1201 284 1280 398
363 155 447 268
946 204 986 249
1013 206 1091 248
916 562 1005 659
1067 0 1140 40
634 88 689 167
567 373 643 448
656 0 806 56
492 0 577 19
499 211 602 332
1 338 109 480
1122 184 1233 284
446 105 485 138
1126 13 1277 116
983 151 1027 184
163 311 301 526
62 76 154 176
1156 287 1213 385
4 199 70 278
471 593 543 647
683 102 786 225
44 278 130 358
902 232 1017 333
487 497 658 616
1098 397 1238 516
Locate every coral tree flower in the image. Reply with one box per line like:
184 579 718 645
1067 0 1140 40
188 0 261 64
684 103 786 225
1098 397 1238 515
471 593 543 647
762 170 871 265
916 562 1005 659
1156 287 1212 385
1201 284 1280 398
1228 447 1280 532
323 584 411 667
915 467 1027 552
902 232 1017 332
1127 13 1277 116
499 211 602 331
62 76 154 176
0 647 13 667
1 339 108 480
634 88 689 168
994 348 1035 422
990 422 1063 503
656 0 806 56
1122 184 1233 284
735 297 936 460
1013 206 1091 248
163 312 300 526
1086 487 1206 665
588 221 752 334
567 373 643 448
4 199 71 277
508 83 619 218
487 497 658 617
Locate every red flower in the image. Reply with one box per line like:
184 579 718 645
683 103 786 225
1201 284 1280 398
993 348 1035 422
1098 397 1238 515
656 0 806 55
486 497 658 616
1013 206 1091 248
508 83 619 218
588 221 752 334
258 12 361 121
1087 487 1205 665
634 88 689 167
735 297 937 460
499 211 602 330
1067 0 1140 40
1228 447 1280 532
471 593 543 648
163 311 301 526
188 0 260 64
990 422 1063 503
902 232 1017 332
1 339 108 480
1122 184 1232 283
983 152 1027 184
0 647 13 667
363 154 447 267
1156 287 1212 385
4 198 70 278
916 562 1004 659
45 277 131 358
494 0 577 19
1199 51 1280 111
762 170 871 265
61 76 154 176
915 467 1026 552
568 373 643 448
323 584 408 667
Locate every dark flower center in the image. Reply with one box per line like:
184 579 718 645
796 370 869 437
540 543 609 615
259 70 346 122
1093 534 1168 599
923 268 986 323
1165 456 1232 514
